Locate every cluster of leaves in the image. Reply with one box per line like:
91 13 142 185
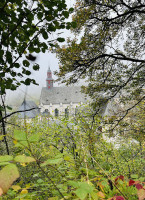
0 0 75 97
0 106 144 199
55 0 145 115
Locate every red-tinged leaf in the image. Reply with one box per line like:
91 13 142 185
115 175 124 183
137 189 145 200
115 196 125 200
97 191 105 198
136 183 143 190
129 180 136 186
0 164 19 194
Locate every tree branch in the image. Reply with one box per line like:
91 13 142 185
112 96 145 132
0 107 40 122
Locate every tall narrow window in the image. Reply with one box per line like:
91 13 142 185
55 108 59 117
75 108 78 116
65 108 69 118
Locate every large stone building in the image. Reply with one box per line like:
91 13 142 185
40 68 89 117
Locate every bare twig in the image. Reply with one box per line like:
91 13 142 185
0 107 39 122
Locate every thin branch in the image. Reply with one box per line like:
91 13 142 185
0 110 9 155
112 96 145 132
93 53 145 63
0 107 40 122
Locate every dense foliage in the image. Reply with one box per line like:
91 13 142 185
0 0 75 156
0 107 144 199
0 1 145 199
0 0 74 97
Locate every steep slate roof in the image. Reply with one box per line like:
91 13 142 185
40 86 89 105
18 100 40 118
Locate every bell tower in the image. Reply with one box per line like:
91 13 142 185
46 67 53 89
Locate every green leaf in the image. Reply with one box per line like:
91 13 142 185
139 177 145 182
57 37 65 42
33 64 40 71
6 51 12 64
75 188 88 200
24 78 31 85
0 162 11 166
71 21 77 28
69 8 74 12
42 31 48 39
23 60 30 67
131 174 139 179
0 155 13 163
37 178 43 184
91 192 99 200
47 24 56 31
14 141 28 147
0 106 5 111
14 130 27 141
62 11 69 18
14 155 35 163
68 181 80 188
37 12 43 20
0 164 19 194
41 158 63 167
48 197 58 200
14 63 20 68
28 134 40 143
68 181 94 200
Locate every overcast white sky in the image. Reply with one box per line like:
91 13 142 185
6 0 76 106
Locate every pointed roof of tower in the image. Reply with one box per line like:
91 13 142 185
47 66 51 72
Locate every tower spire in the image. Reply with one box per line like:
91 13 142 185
46 67 53 89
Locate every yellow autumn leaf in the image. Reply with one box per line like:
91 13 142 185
11 185 21 191
20 163 27 167
13 139 17 144
21 189 28 194
0 164 19 194
25 183 32 189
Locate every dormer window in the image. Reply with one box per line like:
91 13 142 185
65 108 69 118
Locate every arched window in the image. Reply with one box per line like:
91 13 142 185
65 108 69 118
55 108 59 117
43 109 50 116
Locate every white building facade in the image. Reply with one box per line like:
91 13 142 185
39 68 89 117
